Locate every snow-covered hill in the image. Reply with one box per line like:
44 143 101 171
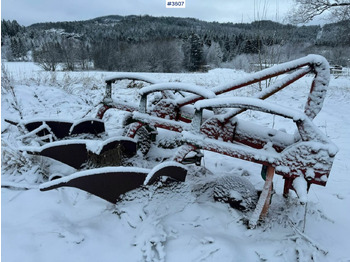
2 62 350 261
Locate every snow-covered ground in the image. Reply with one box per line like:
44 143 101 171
2 62 350 262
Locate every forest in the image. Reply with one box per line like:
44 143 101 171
1 15 350 72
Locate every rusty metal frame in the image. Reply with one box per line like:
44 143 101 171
37 55 336 225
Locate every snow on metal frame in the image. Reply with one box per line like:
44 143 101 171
143 161 187 185
194 97 306 121
177 54 330 120
221 67 311 120
132 111 190 132
105 73 160 84
21 139 89 153
212 55 329 95
193 97 338 155
20 117 103 128
70 117 104 126
21 136 137 155
303 56 330 120
39 166 151 190
20 118 73 125
181 131 280 164
69 118 105 134
100 55 330 122
84 136 137 155
139 82 216 99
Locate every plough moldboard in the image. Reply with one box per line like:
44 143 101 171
13 55 337 228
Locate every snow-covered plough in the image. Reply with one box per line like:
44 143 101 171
20 55 337 227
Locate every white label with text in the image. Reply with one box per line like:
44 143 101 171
166 0 186 8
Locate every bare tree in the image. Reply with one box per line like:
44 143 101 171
33 42 62 71
288 0 350 23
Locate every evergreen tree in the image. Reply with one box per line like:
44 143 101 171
10 37 26 59
188 33 204 71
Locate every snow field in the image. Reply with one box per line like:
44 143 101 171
2 62 350 261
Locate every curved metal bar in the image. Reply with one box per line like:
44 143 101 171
139 82 216 99
138 82 216 114
193 97 305 121
104 73 159 101
105 73 159 85
177 54 330 121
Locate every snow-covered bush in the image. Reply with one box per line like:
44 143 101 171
213 175 259 211
221 54 257 72
1 139 48 183
1 63 13 94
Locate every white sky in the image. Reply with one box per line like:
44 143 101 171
1 0 295 26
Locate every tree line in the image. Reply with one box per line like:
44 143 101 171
1 15 350 72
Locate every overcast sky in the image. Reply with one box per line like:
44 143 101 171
2 0 296 26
